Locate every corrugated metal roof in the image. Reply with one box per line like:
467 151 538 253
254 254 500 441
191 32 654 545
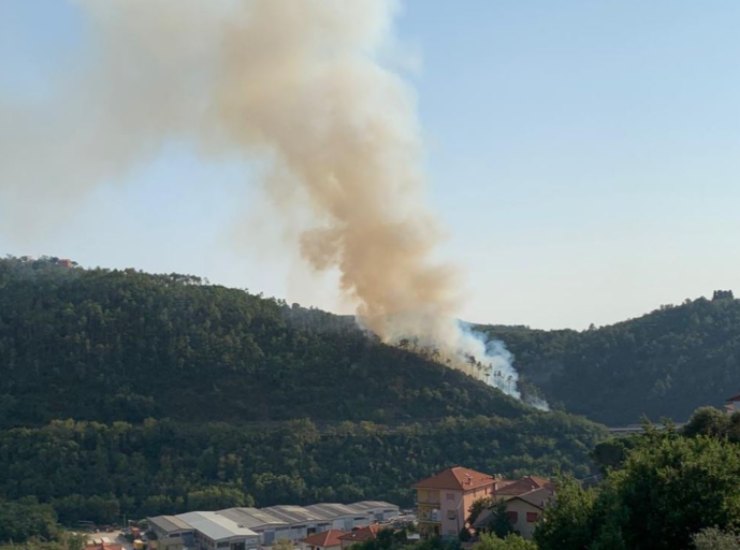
149 515 193 534
413 466 494 491
304 503 358 519
262 505 326 524
348 501 399 512
176 512 258 541
216 508 288 530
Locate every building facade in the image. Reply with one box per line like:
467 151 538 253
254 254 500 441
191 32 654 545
414 466 496 538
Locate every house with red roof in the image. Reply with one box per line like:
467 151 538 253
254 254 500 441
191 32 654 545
300 529 347 550
414 467 556 540
472 486 554 540
495 476 554 498
413 466 496 538
337 525 382 549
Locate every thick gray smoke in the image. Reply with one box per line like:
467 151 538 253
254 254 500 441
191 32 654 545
0 0 533 401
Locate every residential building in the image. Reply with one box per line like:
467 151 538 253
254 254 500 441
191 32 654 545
299 529 346 550
471 482 555 540
338 525 382 549
414 466 496 538
495 476 554 498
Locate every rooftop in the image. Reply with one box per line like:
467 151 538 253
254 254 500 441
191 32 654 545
414 466 494 492
217 507 289 530
262 505 327 524
348 501 399 512
176 511 258 541
338 525 381 543
301 529 347 548
149 515 193 534
304 503 361 519
495 476 553 496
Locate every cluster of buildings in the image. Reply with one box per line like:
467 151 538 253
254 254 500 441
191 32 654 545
147 467 553 550
414 466 554 540
148 501 400 550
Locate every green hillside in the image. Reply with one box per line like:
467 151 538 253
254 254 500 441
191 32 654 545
0 256 528 427
481 292 740 425
0 256 605 526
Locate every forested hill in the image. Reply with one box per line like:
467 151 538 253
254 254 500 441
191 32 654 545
0 256 531 427
481 291 740 425
0 257 606 526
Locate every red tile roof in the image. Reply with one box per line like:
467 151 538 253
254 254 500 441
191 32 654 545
727 393 740 402
413 466 495 491
495 476 553 496
338 525 381 543
504 487 554 509
301 529 346 548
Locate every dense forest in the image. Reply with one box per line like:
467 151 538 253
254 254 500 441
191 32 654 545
482 292 740 425
0 413 602 529
0 256 529 426
0 256 605 535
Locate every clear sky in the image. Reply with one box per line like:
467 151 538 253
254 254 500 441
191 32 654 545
1 0 739 330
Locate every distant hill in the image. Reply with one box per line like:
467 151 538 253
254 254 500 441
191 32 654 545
0 256 529 427
0 256 605 523
481 291 740 425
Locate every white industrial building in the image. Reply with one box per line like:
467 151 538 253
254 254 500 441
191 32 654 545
149 501 399 549
149 512 259 550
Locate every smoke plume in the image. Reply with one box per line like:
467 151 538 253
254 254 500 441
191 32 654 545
0 0 529 400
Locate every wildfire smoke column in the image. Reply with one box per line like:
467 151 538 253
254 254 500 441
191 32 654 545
0 0 526 400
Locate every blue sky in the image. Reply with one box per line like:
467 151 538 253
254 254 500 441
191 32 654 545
1 1 740 329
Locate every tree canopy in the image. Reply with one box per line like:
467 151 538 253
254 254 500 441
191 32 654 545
481 292 740 425
535 413 740 549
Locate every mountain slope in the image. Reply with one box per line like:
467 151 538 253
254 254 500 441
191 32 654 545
481 292 740 425
0 256 606 524
0 256 528 427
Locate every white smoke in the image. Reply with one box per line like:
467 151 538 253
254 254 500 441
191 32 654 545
0 0 536 402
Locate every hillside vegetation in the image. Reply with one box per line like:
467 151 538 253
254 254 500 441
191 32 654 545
482 292 740 425
0 256 605 528
0 256 529 427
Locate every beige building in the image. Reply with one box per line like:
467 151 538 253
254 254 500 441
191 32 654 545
472 481 555 540
414 466 497 538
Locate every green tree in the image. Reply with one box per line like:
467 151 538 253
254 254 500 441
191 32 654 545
534 477 595 550
683 407 731 438
471 533 537 550
691 526 740 550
